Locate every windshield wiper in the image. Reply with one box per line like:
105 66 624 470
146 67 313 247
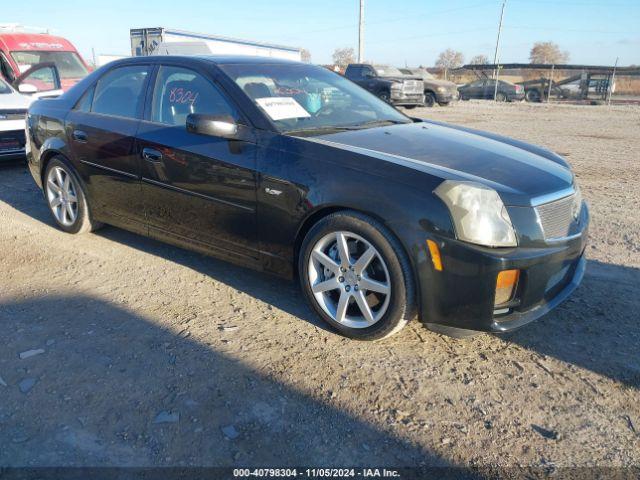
341 119 406 130
286 119 406 136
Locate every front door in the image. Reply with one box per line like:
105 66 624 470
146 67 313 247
66 65 150 226
136 64 258 263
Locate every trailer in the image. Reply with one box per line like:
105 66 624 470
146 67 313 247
130 27 301 61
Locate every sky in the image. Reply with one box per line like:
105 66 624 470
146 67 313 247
3 0 639 67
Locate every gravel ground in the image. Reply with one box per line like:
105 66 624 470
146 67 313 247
0 101 639 477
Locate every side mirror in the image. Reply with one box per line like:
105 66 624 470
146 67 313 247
186 114 238 139
18 83 38 94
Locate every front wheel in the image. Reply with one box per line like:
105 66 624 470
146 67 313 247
424 92 436 107
525 89 542 103
299 211 416 340
377 91 390 103
44 157 102 234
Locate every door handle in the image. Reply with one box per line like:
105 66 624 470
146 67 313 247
72 130 88 143
142 147 162 163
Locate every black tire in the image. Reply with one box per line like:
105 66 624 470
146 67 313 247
460 93 469 101
424 92 436 107
525 89 542 103
495 92 507 102
438 101 450 107
404 105 417 110
43 157 102 234
377 91 390 103
299 211 416 340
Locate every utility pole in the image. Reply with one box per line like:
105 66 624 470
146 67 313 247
607 56 618 105
358 0 365 63
493 0 507 101
546 64 554 103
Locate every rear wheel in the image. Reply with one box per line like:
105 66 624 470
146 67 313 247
299 211 415 340
44 157 102 234
495 92 507 102
460 93 469 101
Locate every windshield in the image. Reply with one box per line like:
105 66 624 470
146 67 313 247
220 63 410 135
416 69 434 80
10 51 88 79
373 65 405 77
0 77 12 94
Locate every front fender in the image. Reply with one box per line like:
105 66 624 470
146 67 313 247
255 132 455 280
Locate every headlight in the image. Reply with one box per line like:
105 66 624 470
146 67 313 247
437 86 447 92
435 180 517 247
390 82 402 91
572 183 582 220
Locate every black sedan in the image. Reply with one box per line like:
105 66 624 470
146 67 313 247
25 56 588 340
458 78 525 102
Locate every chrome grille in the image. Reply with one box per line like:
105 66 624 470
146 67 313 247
536 193 576 240
0 109 27 121
402 80 423 94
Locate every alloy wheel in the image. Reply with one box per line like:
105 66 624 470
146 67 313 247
46 166 79 227
307 231 391 328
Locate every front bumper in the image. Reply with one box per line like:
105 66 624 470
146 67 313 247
418 205 589 334
435 91 459 103
0 128 26 161
390 92 425 106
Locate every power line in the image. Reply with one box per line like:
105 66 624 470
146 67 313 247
504 25 638 34
276 2 491 40
367 27 496 45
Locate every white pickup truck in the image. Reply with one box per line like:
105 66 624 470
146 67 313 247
0 77 32 161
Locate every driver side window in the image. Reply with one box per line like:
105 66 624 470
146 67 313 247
362 66 375 78
151 66 238 126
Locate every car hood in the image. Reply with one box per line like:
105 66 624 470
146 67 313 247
305 122 574 207
424 78 457 89
0 91 33 110
379 75 422 82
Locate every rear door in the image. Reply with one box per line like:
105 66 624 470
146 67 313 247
136 63 258 263
465 80 483 98
483 79 495 99
65 64 150 228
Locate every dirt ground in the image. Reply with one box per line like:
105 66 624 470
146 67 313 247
1 101 639 477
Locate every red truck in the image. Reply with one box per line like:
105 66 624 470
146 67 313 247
0 30 89 92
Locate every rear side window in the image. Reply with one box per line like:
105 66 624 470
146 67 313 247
345 66 361 79
150 65 238 126
75 85 95 112
91 66 149 119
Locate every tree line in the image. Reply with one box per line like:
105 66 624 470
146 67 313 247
324 41 570 69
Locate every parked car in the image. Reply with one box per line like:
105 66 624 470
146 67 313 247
0 76 31 161
344 63 424 108
458 78 525 102
0 63 63 162
399 67 458 107
0 29 89 91
26 56 588 340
